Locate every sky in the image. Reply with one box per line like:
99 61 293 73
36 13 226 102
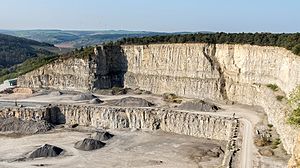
0 0 299 33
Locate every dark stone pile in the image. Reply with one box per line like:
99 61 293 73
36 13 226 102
178 100 220 112
74 138 106 151
90 131 114 141
29 144 64 158
113 97 154 107
0 117 53 134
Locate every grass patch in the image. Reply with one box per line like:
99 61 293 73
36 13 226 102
266 84 279 91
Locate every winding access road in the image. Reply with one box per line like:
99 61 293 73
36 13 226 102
240 118 254 168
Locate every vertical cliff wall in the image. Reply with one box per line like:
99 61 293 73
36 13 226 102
122 44 225 100
54 104 233 141
17 57 94 91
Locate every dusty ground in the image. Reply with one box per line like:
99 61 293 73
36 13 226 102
0 129 225 168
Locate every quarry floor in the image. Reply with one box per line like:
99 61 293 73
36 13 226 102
0 129 225 168
0 90 291 168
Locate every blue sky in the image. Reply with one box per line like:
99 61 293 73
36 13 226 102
0 0 299 32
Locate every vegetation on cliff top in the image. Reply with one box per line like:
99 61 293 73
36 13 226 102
0 33 62 83
0 55 58 83
106 32 300 55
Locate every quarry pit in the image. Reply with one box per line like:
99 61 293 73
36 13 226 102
1 43 300 167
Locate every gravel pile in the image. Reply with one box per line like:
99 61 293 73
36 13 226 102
113 97 154 107
28 144 64 158
178 100 220 112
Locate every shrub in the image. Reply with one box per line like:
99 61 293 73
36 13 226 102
276 95 285 101
162 93 182 103
292 44 300 55
272 138 281 146
288 107 300 126
288 86 300 105
266 84 279 91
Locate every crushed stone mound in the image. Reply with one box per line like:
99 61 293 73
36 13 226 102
74 138 106 151
90 131 114 141
72 93 97 101
113 97 154 107
178 100 220 112
0 117 53 134
49 91 63 96
28 144 64 158
89 98 103 104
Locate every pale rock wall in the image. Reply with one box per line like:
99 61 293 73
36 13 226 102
122 44 224 100
57 104 233 141
18 58 93 91
0 106 53 122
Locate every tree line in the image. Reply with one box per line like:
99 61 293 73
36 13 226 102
105 32 300 55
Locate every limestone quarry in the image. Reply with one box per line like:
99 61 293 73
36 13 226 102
1 43 300 167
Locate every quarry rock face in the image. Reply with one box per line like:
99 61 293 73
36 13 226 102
56 105 233 141
17 58 94 91
17 43 300 155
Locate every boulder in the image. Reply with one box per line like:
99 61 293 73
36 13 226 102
89 98 103 104
90 131 114 141
72 93 97 101
13 87 33 94
258 148 274 157
28 144 63 158
162 93 182 103
114 97 154 107
206 146 224 157
74 138 105 151
49 91 62 96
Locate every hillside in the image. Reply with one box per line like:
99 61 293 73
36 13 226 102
0 33 61 83
1 30 170 48
0 33 60 68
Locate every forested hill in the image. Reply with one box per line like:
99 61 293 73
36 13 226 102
0 33 58 68
110 32 300 56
